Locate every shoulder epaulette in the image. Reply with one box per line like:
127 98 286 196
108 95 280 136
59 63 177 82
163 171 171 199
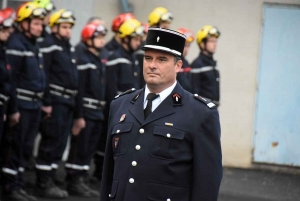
114 88 136 99
193 94 217 109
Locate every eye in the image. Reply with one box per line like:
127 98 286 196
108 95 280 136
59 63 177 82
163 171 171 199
144 56 151 61
158 57 167 62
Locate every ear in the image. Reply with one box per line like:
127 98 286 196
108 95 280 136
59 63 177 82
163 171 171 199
21 21 29 30
175 59 183 73
86 38 93 46
200 42 205 50
51 25 58 33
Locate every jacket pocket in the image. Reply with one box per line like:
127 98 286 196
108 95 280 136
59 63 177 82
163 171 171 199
111 122 133 155
147 181 190 201
109 179 119 198
150 126 185 160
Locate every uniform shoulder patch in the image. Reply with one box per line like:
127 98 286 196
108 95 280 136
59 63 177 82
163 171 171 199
193 94 217 109
114 88 136 99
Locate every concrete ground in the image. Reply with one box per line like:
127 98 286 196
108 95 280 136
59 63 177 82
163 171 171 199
14 165 300 201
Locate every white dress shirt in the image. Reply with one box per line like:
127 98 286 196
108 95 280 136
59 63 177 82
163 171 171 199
143 81 177 112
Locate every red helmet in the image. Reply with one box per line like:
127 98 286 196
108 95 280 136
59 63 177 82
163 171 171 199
177 28 195 43
0 9 15 29
111 12 135 33
81 22 107 42
2 7 15 20
141 22 149 34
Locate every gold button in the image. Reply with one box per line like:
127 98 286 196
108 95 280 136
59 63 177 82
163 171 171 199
167 133 171 138
139 128 144 134
132 161 137 166
129 178 134 183
135 145 141 150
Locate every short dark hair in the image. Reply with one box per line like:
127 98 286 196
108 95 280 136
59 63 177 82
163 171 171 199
174 56 181 64
86 16 102 24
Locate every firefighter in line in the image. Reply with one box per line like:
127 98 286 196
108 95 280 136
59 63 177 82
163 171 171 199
1 2 46 201
35 9 77 199
191 25 221 106
65 22 107 197
105 18 145 103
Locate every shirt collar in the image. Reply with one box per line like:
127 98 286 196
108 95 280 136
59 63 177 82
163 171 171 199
144 81 177 104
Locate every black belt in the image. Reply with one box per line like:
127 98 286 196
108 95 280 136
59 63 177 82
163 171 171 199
83 97 106 110
16 88 43 102
0 93 9 105
49 84 77 99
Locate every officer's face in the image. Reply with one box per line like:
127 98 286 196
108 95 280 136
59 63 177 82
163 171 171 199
183 42 191 57
29 18 43 37
92 35 105 49
130 36 142 51
58 23 72 39
144 49 182 92
0 28 11 42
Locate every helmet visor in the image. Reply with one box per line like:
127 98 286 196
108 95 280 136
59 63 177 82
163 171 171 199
32 8 46 18
132 25 144 37
94 25 108 36
2 17 14 28
61 10 75 20
208 27 220 37
45 2 55 12
161 12 173 22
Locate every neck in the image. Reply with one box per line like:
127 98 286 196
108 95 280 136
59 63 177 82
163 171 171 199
202 50 213 58
114 35 122 44
88 47 99 56
146 81 176 94
122 43 129 52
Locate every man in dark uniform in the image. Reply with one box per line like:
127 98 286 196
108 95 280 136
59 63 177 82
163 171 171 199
65 22 107 198
191 25 221 106
105 12 135 54
1 2 46 201
35 9 77 199
176 28 194 93
100 27 222 201
105 18 144 104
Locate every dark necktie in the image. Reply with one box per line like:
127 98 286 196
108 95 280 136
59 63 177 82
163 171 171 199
144 93 159 119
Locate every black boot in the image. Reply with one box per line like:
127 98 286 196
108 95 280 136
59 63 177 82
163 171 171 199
35 178 68 199
67 177 96 197
18 189 37 201
2 189 28 201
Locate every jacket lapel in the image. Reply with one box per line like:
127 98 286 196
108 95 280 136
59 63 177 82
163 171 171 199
129 89 145 124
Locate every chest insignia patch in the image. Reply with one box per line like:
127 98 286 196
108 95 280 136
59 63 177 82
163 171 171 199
119 114 126 122
172 93 182 106
165 122 173 126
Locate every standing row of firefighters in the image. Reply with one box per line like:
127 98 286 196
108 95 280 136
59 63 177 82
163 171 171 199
0 1 221 200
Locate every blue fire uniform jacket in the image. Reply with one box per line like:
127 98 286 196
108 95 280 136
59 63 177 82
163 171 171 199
39 34 78 107
5 32 46 112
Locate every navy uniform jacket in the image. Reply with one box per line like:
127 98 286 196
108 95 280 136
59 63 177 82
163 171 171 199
5 32 46 111
190 53 220 102
74 46 106 121
177 57 192 93
39 34 78 107
100 83 222 201
105 37 121 54
105 46 140 103
75 41 109 64
0 44 11 111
